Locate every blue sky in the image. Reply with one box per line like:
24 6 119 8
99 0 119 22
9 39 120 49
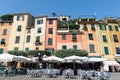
0 0 120 19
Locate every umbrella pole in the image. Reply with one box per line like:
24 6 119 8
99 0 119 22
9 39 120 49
93 63 94 70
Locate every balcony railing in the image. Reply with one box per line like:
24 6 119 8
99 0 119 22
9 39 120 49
35 42 42 46
72 38 77 42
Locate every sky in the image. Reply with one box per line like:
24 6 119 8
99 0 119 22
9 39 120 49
0 0 120 20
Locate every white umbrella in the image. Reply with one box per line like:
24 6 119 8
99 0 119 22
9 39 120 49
0 53 18 62
87 57 107 62
85 57 107 70
42 56 63 69
63 55 87 62
17 56 33 62
63 55 87 70
43 56 63 62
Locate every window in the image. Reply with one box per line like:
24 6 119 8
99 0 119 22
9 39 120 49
115 26 119 31
88 34 93 40
15 36 20 43
102 35 107 42
116 47 120 54
26 35 31 42
62 34 66 40
36 36 40 42
48 38 52 45
73 45 77 49
62 45 67 49
36 47 39 50
109 25 112 31
0 48 3 54
48 28 53 34
100 25 106 30
91 24 94 28
17 25 22 31
14 47 18 51
37 19 43 24
89 44 95 53
49 19 53 24
2 29 7 35
25 48 29 52
27 29 31 33
17 16 23 21
1 39 5 44
91 24 95 30
72 34 76 39
83 24 87 31
113 35 118 42
38 28 41 33
104 47 109 55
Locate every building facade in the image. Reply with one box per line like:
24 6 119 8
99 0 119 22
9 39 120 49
0 21 12 54
45 17 57 54
34 16 47 51
8 13 34 51
78 18 101 57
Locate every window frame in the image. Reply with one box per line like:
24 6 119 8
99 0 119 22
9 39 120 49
62 45 67 49
48 38 52 45
104 46 109 55
2 29 7 35
15 36 20 43
17 25 22 31
26 35 31 43
62 34 66 40
88 33 93 40
89 44 95 53
48 28 53 34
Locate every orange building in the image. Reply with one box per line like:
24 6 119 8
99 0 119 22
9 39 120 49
0 21 12 54
78 18 101 57
45 17 57 54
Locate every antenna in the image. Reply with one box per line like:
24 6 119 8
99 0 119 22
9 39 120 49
94 12 96 18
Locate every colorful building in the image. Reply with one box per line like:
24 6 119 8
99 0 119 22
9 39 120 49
107 19 120 60
45 17 58 54
8 13 34 51
57 32 82 50
78 17 101 57
34 15 47 50
0 21 12 54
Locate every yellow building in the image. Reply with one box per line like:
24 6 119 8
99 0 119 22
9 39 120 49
107 20 120 60
97 22 112 59
8 13 34 51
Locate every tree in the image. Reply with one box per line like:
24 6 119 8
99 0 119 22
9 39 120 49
0 14 13 21
8 50 27 57
69 19 80 30
54 49 88 58
52 12 56 17
27 50 51 57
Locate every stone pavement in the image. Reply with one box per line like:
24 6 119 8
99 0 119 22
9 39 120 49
0 72 120 80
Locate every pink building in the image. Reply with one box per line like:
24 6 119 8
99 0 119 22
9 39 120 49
57 32 82 50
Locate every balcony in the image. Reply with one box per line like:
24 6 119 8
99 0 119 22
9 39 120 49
35 42 42 46
72 38 77 42
91 27 96 31
0 42 5 46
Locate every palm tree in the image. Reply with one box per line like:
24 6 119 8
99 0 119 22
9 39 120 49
52 12 56 17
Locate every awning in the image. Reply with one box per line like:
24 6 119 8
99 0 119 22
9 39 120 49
115 58 120 63
103 61 120 66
